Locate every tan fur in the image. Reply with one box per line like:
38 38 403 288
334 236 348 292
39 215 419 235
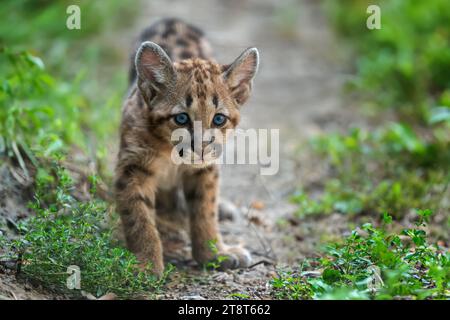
115 18 258 275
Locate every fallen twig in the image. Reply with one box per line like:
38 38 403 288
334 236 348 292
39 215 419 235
248 259 276 269
244 204 278 262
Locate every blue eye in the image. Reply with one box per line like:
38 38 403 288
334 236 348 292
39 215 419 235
212 114 227 126
174 113 190 126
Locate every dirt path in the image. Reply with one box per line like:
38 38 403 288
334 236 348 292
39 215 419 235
121 0 365 299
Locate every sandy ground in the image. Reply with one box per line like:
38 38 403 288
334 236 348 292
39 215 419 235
1 0 367 299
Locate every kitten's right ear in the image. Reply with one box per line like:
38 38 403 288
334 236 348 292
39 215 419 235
223 47 259 106
135 41 176 104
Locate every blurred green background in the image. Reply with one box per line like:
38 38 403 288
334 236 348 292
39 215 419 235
0 0 139 175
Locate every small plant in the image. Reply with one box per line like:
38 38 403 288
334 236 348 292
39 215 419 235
271 268 314 300
324 0 450 122
0 48 86 172
205 239 229 270
228 292 251 300
292 124 449 217
1 163 173 298
271 211 449 300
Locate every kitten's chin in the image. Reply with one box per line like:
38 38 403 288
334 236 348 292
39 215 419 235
177 150 221 168
189 162 214 169
188 156 218 168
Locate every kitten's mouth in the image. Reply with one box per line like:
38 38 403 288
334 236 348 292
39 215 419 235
173 146 222 166
189 150 220 166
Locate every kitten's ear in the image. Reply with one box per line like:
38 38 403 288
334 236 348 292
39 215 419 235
223 47 259 106
135 41 176 104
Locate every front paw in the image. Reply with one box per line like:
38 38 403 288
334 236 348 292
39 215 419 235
136 254 165 277
216 246 252 270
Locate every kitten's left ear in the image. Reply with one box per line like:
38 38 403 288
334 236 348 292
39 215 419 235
223 47 259 106
135 41 176 105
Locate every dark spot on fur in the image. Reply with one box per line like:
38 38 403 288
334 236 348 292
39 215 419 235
191 27 203 37
164 18 178 28
180 51 193 59
159 44 169 52
143 196 155 208
222 65 232 76
194 169 204 176
211 196 216 203
150 127 167 141
152 114 173 126
140 28 157 41
119 137 128 150
185 189 202 201
212 95 219 108
197 88 206 100
162 27 177 39
186 33 200 43
188 25 204 37
120 208 131 217
230 117 239 127
176 38 189 47
115 178 127 191
131 195 155 209
123 164 153 177
122 216 136 228
194 166 215 177
186 94 193 107
159 44 172 59
137 92 144 109
205 182 214 189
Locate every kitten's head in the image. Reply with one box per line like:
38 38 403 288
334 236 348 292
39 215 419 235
134 41 259 167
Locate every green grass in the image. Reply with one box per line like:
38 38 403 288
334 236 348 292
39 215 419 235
1 162 173 298
324 0 450 122
291 123 449 218
0 0 140 175
0 48 86 168
284 0 450 300
205 239 230 270
0 1 170 299
0 49 172 295
291 1 450 219
271 211 449 300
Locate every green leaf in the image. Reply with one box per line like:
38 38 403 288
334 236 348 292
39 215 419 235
429 107 450 124
382 212 393 224
322 268 342 284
